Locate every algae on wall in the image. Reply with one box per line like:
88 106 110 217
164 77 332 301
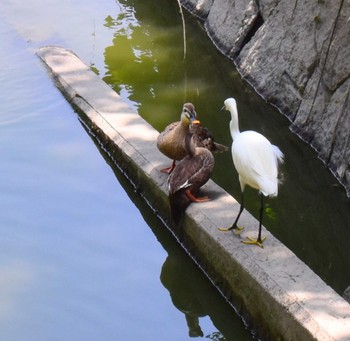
181 0 350 196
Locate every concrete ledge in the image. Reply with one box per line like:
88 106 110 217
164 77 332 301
37 46 350 341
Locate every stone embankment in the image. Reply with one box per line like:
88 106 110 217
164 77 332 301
181 0 350 196
37 46 350 341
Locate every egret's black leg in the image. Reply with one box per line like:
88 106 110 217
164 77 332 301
230 191 244 230
219 191 245 234
242 193 266 248
257 193 264 243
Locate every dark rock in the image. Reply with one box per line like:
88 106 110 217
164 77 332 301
343 285 350 304
180 0 213 19
205 0 260 58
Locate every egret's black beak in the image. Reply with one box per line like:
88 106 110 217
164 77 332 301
221 105 226 111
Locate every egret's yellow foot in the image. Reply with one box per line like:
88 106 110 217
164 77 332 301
242 236 266 248
218 226 244 236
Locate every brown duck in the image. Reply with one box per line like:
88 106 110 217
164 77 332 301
157 103 228 174
157 103 198 173
168 131 215 225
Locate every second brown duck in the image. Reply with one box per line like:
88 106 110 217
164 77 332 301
168 131 215 225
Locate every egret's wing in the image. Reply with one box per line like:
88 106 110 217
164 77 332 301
272 144 284 165
232 132 281 196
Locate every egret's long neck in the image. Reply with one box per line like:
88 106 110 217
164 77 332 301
229 105 240 141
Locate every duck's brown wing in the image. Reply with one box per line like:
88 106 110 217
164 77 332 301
157 121 188 160
157 121 179 147
168 150 214 194
168 150 214 225
188 151 215 192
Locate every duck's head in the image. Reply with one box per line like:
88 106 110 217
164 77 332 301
181 103 200 126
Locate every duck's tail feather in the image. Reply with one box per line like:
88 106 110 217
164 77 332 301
169 190 191 225
212 142 229 153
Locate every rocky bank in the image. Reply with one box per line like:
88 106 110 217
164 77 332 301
181 0 350 196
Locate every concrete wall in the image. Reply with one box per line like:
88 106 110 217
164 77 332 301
37 46 350 340
181 0 350 197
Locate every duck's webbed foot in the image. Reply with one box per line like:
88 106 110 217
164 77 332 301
160 160 176 174
185 190 211 203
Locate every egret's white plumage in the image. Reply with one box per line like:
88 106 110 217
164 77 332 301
221 97 284 247
232 131 280 196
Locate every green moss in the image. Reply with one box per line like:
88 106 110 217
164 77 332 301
298 85 306 96
314 15 321 24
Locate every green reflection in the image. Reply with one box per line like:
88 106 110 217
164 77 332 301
103 0 244 131
103 0 187 128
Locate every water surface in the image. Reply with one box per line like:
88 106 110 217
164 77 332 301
1 0 350 340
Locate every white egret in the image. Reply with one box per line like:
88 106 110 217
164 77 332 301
219 98 284 247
